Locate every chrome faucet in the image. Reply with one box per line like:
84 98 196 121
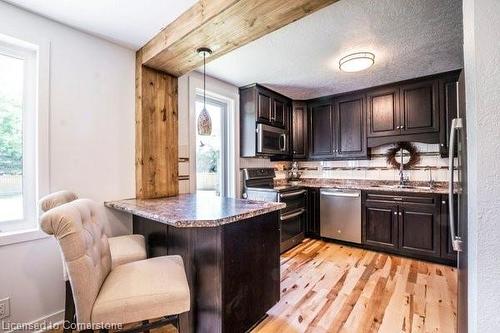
428 168 435 189
399 148 406 186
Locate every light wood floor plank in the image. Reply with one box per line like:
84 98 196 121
254 239 457 333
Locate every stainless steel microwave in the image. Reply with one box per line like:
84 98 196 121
256 123 289 155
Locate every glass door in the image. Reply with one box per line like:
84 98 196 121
195 95 227 196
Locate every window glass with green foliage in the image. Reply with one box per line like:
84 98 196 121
0 52 24 223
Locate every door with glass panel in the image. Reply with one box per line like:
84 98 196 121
195 95 228 197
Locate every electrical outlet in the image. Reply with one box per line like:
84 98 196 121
0 297 10 319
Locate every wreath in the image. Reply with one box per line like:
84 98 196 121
385 142 420 170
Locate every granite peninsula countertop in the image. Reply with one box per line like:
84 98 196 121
277 178 457 194
105 193 285 228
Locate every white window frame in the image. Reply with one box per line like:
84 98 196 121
194 94 229 196
188 73 240 198
0 33 50 246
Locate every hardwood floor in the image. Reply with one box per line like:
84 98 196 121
48 239 456 333
252 239 457 333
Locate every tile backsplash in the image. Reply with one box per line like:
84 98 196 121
240 142 455 183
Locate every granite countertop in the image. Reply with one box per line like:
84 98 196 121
278 178 456 194
105 193 285 228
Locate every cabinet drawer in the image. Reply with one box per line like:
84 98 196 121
365 192 438 205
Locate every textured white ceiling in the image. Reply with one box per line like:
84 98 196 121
204 0 463 100
3 0 197 49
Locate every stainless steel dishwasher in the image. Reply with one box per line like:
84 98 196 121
320 188 361 243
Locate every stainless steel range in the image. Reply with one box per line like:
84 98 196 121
243 168 306 253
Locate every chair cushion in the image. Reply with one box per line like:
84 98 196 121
91 255 190 325
109 235 147 269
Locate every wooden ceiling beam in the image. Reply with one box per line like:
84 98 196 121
139 0 339 77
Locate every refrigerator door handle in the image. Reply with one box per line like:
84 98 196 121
449 116 463 252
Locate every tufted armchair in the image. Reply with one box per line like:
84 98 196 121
40 198 190 332
39 191 148 332
39 191 147 270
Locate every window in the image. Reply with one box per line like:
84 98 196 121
0 38 38 234
195 95 228 196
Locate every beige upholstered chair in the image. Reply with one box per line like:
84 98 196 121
40 198 190 332
40 191 149 332
39 191 147 270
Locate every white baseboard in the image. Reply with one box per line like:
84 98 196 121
3 309 65 333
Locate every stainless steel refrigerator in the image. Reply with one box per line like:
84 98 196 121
449 71 468 333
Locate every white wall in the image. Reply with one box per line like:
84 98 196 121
463 0 500 332
0 1 135 327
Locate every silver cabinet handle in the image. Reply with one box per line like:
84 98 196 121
448 115 463 252
280 189 307 199
280 208 306 221
279 133 287 152
320 190 360 198
394 212 398 215
399 212 402 216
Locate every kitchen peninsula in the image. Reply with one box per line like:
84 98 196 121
105 194 285 333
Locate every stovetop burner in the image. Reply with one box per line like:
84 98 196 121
242 168 303 196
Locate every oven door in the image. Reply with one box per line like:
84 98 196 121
279 189 307 253
280 208 306 253
256 123 289 155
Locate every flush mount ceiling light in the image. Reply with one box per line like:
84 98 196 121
196 47 213 136
339 52 375 72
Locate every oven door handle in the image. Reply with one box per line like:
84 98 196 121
280 208 306 221
279 189 307 199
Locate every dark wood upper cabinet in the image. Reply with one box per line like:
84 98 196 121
308 99 335 159
273 98 286 128
240 84 292 158
241 84 290 129
292 101 308 159
400 79 440 135
241 70 462 160
367 87 401 138
334 94 368 159
257 90 272 122
439 71 461 157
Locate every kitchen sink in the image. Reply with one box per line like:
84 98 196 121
371 184 433 190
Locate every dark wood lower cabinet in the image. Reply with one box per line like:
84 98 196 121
362 200 398 250
398 202 440 258
361 191 456 264
133 212 280 333
306 188 320 238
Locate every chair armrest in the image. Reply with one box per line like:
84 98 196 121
109 234 147 269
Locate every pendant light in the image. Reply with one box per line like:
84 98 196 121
197 47 213 136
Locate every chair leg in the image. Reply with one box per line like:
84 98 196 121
64 281 76 333
142 320 149 333
172 315 180 331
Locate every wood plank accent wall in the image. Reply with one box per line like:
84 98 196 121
136 50 179 199
138 0 339 76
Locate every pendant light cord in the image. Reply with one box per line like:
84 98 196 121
203 52 206 110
